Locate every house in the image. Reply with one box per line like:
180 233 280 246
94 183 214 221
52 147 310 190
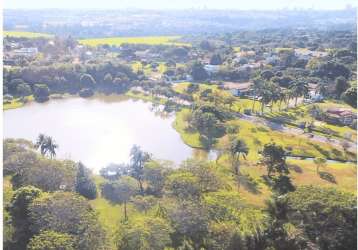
325 108 357 126
223 82 253 97
13 47 38 57
204 64 221 74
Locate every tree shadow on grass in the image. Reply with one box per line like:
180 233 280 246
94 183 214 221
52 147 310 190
319 171 337 184
238 174 261 194
288 164 303 173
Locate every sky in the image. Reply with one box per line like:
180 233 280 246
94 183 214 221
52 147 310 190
4 0 358 10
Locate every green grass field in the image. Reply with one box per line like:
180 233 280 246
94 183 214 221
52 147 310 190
80 36 189 47
4 31 53 38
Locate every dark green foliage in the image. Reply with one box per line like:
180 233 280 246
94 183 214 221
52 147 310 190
34 134 58 159
210 54 222 65
7 186 42 250
341 86 357 108
80 73 96 88
277 186 357 250
169 201 210 248
33 84 50 102
128 145 151 194
261 143 288 178
186 83 199 94
335 76 349 97
5 138 76 192
16 83 32 97
165 171 201 200
29 192 107 250
315 61 351 80
27 230 75 250
79 88 94 97
190 61 209 81
75 162 97 200
101 176 139 220
271 175 295 195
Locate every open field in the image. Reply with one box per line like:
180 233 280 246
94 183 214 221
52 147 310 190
4 31 53 38
80 36 189 46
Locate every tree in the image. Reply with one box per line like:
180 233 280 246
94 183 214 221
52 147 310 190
190 62 209 81
316 61 350 80
16 83 32 97
210 54 223 65
34 134 58 159
75 162 97 199
7 186 42 249
228 138 249 177
335 76 349 97
29 192 107 250
115 217 172 250
277 186 357 250
129 145 151 194
313 157 327 174
203 191 243 222
168 201 209 248
341 86 357 108
261 143 288 178
251 79 263 112
80 73 96 89
289 80 308 107
143 160 168 195
27 231 75 250
101 176 139 221
181 159 221 193
191 109 221 147
165 171 201 200
33 84 50 102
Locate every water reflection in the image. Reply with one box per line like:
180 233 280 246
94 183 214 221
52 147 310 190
4 96 213 172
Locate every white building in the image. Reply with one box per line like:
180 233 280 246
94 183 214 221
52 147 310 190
13 47 38 57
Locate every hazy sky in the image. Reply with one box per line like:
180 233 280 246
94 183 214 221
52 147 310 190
5 0 357 10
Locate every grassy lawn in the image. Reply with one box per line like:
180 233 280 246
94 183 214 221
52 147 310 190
3 96 34 110
172 108 203 148
222 119 353 162
80 36 189 47
4 31 53 38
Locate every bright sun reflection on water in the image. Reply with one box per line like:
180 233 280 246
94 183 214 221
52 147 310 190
4 96 214 172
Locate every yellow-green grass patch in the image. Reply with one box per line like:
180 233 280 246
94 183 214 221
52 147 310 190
4 31 53 38
80 36 189 47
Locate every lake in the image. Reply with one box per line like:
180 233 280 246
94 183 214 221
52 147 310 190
4 96 212 172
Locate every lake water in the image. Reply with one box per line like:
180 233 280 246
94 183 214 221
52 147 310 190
4 96 212 172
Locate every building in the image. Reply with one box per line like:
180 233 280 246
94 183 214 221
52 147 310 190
223 82 253 97
325 108 357 126
13 47 38 57
204 64 221 74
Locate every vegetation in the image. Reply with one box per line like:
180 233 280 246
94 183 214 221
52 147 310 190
79 36 188 46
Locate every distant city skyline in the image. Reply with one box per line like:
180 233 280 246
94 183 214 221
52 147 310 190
4 0 358 10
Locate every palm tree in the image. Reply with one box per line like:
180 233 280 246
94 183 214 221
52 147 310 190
45 136 58 159
278 90 287 111
269 84 280 113
289 80 308 107
229 138 249 175
260 83 273 115
34 134 58 159
251 80 263 113
35 133 47 156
